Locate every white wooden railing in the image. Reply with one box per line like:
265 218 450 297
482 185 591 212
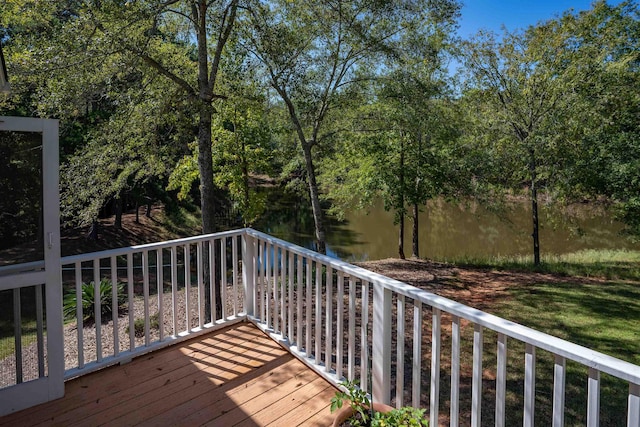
3 228 638 425
243 229 640 427
59 229 245 379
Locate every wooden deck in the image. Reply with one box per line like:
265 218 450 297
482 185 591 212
0 322 338 426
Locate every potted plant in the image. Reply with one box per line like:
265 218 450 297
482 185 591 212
330 380 428 427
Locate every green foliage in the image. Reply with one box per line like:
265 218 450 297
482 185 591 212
372 407 428 427
63 279 125 324
331 380 372 425
331 380 428 427
447 249 640 281
127 313 160 338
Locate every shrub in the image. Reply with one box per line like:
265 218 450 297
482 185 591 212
127 313 160 338
63 279 125 323
331 380 428 426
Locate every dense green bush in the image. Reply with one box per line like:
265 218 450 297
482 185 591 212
63 279 125 323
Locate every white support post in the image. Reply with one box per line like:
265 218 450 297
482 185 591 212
171 246 178 336
127 253 135 349
273 245 279 333
94 260 102 360
372 282 392 405
430 308 441 427
184 245 191 332
629 383 640 427
361 281 369 393
221 238 227 320
315 262 322 365
232 236 238 317
260 240 266 322
296 254 303 347
43 118 64 401
196 242 204 328
156 250 163 340
289 252 295 342
472 324 483 427
75 262 84 368
325 266 333 373
587 368 600 427
265 242 271 328
210 240 217 322
412 299 422 409
142 250 150 345
451 315 460 427
524 343 536 427
496 333 507 427
336 272 344 380
281 248 286 335
35 284 44 377
348 278 356 381
111 256 119 354
242 233 255 318
396 295 405 408
553 354 566 427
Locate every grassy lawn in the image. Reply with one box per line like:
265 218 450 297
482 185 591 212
448 249 640 426
450 248 640 281
0 289 40 362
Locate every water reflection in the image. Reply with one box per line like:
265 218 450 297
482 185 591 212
255 188 639 262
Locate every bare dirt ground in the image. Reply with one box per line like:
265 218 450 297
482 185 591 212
359 257 605 313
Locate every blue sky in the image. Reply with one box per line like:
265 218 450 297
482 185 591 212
457 0 622 38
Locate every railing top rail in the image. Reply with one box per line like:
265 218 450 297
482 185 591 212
61 229 244 264
0 260 45 277
245 228 640 385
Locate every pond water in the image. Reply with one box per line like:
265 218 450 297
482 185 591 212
255 189 639 262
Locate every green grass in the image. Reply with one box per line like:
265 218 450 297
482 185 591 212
158 202 202 237
434 249 640 425
447 249 640 280
486 279 640 426
0 289 40 361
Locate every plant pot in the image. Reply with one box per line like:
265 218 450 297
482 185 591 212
332 402 395 427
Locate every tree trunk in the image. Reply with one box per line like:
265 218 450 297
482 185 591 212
197 101 221 319
195 0 216 321
114 197 123 229
529 148 540 265
87 220 99 241
398 139 405 259
135 199 140 223
145 199 152 218
241 130 250 227
412 202 419 258
398 213 405 260
302 143 327 254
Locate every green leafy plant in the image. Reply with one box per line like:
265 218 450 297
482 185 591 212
373 406 428 426
331 380 428 427
331 380 372 426
63 279 125 323
126 313 160 338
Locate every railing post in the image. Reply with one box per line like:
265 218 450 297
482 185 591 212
372 282 392 405
242 232 255 317
629 382 640 427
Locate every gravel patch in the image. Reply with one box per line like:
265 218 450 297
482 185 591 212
0 283 243 388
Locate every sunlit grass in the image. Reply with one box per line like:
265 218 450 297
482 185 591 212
435 248 640 425
445 249 640 280
0 320 38 361
156 202 202 237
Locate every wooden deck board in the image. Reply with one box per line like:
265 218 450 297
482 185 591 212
0 322 338 427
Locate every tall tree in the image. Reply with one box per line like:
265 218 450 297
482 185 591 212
463 27 571 265
319 1 462 258
3 0 241 318
546 1 640 237
243 0 458 254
